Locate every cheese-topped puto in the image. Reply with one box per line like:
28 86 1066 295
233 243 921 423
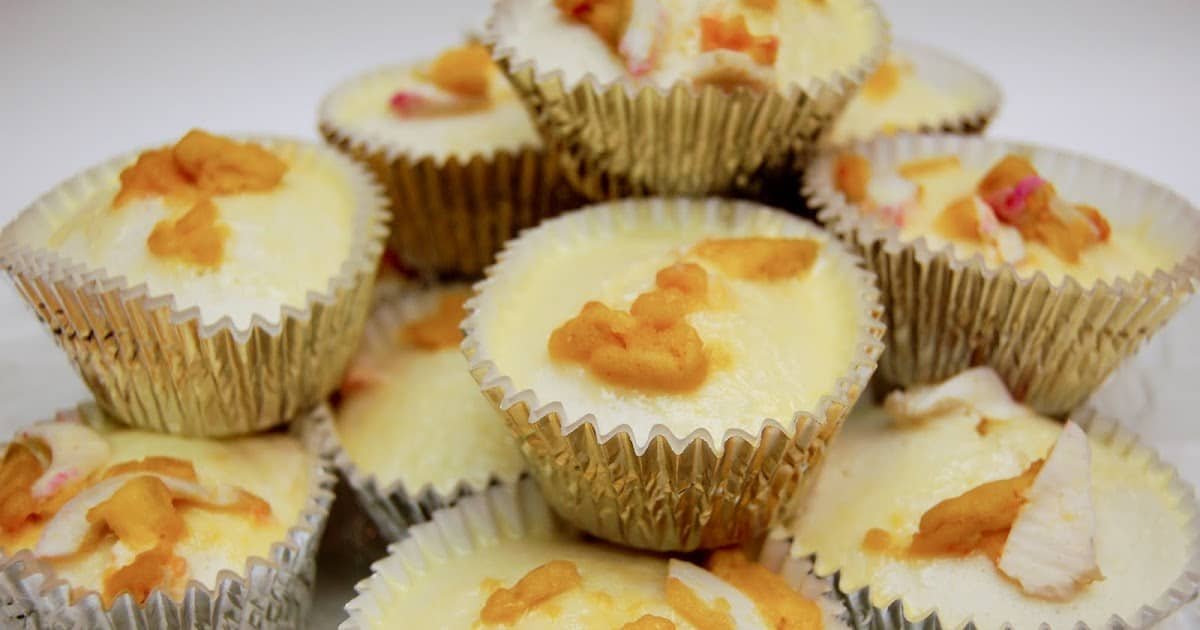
7 130 357 328
832 150 1172 285
492 0 883 91
321 43 542 161
788 369 1194 628
828 48 990 144
335 287 524 495
364 527 837 628
472 204 869 443
0 411 310 606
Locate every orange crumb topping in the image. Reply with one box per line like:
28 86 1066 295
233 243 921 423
102 544 186 606
479 560 582 625
0 442 44 532
909 460 1043 562
401 291 470 351
549 263 710 393
1077 204 1112 242
556 0 631 47
977 155 1040 203
741 0 777 9
707 549 823 630
935 196 983 243
102 457 198 483
665 576 735 630
700 15 779 66
172 130 287 196
112 149 196 208
87 476 185 553
834 153 871 203
898 155 961 180
146 198 230 268
427 44 493 99
692 237 820 282
861 60 903 103
861 527 893 553
623 615 678 630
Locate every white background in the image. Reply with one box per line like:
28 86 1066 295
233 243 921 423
1 1 1198 626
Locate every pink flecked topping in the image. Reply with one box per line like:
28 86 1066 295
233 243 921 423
878 203 907 228
389 91 428 116
39 469 78 498
988 176 1045 223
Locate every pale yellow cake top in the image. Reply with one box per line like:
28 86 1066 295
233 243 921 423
493 0 881 90
5 131 358 329
830 150 1173 285
335 288 525 495
473 206 867 444
0 415 310 605
322 44 542 161
788 395 1191 628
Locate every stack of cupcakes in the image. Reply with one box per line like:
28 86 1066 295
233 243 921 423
4 0 1200 628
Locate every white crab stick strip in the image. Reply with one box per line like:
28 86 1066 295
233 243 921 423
884 366 1030 425
17 420 110 500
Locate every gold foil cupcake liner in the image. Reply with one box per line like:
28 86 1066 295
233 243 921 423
824 39 1002 147
484 0 890 200
790 405 1200 629
0 136 390 436
343 478 853 629
310 282 525 542
0 404 338 630
319 65 583 279
805 134 1200 416
462 197 887 551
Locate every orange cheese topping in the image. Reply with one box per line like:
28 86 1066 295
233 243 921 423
401 291 470 351
741 0 778 9
908 460 1044 562
0 442 45 532
861 60 905 103
102 456 198 483
102 544 187 606
113 130 288 270
706 549 823 630
427 43 494 99
699 15 779 66
861 527 893 553
549 263 710 393
898 155 960 180
556 0 631 48
665 576 735 630
623 615 678 630
87 476 186 554
479 559 583 625
935 196 983 243
834 153 871 204
692 237 820 282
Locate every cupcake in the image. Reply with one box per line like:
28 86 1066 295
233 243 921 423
320 42 582 277
486 0 889 199
0 130 388 436
463 198 885 551
312 283 525 540
0 404 336 628
787 368 1200 628
805 134 1200 415
825 40 1001 146
343 478 851 629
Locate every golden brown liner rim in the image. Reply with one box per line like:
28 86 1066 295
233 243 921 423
461 197 887 455
804 132 1200 294
0 134 390 342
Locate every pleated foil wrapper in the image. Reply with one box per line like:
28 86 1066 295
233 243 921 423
342 478 854 629
792 406 1200 630
484 0 890 201
824 39 1002 147
805 134 1200 416
310 282 524 542
462 198 887 552
0 137 390 437
319 64 584 278
0 404 338 630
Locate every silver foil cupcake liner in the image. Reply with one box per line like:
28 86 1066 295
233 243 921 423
319 63 583 278
0 404 338 630
342 478 853 629
462 197 886 551
485 0 890 200
825 39 1002 146
0 136 390 436
805 133 1200 416
310 283 524 542
791 405 1200 630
